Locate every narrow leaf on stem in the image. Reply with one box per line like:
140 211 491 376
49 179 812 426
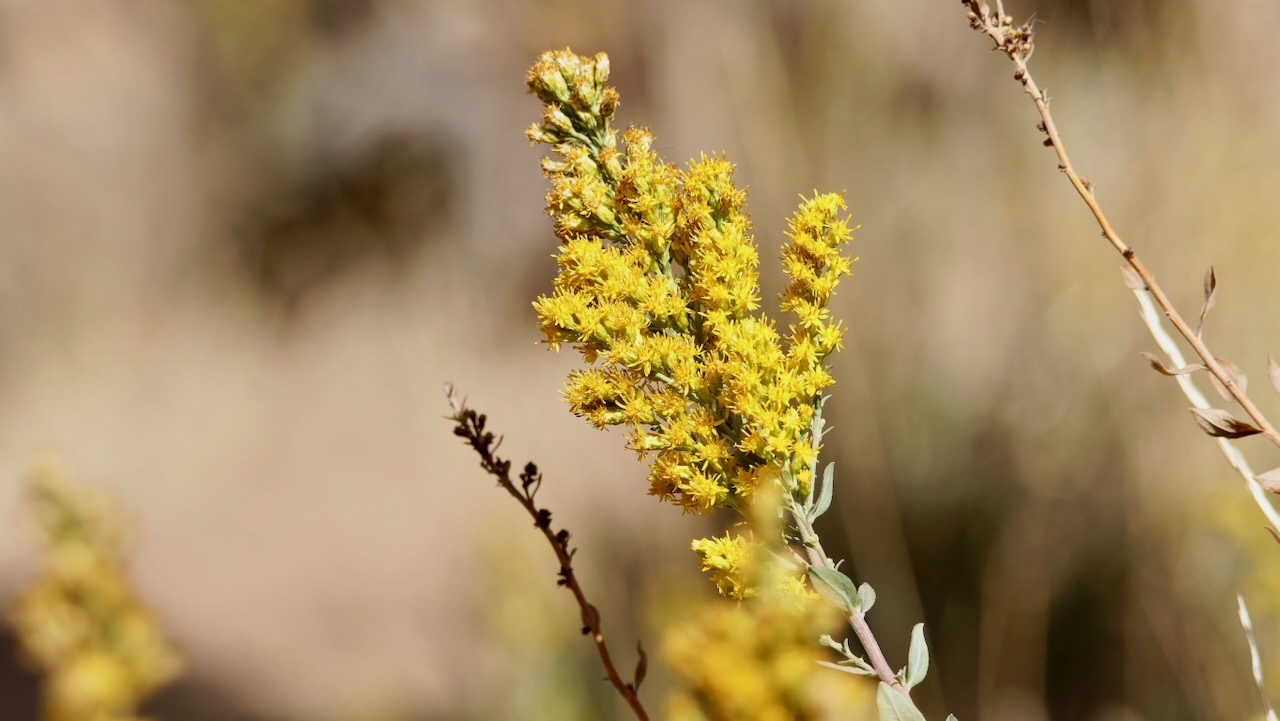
633 639 648 690
1196 265 1217 338
1189 407 1262 439
857 583 876 615
1138 352 1204 377
876 682 926 721
808 565 860 616
1207 357 1248 403
905 623 929 690
812 462 835 521
1255 467 1280 494
817 660 878 677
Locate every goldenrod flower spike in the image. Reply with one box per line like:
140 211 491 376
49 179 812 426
690 534 759 601
525 49 934 711
663 588 869 721
528 49 857 528
674 489 867 720
10 466 181 721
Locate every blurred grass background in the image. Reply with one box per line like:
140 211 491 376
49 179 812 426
2 0 1280 719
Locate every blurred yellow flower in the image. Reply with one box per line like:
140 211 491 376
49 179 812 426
662 584 873 721
9 465 181 721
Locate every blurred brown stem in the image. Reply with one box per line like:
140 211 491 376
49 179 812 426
445 384 650 721
959 0 1280 452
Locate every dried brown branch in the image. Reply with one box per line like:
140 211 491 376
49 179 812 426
958 1 1280 453
445 384 650 721
1131 289 1280 530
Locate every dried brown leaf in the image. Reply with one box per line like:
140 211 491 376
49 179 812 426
633 639 648 690
582 603 600 630
1120 266 1146 291
1196 265 1217 338
1139 352 1204 377
1208 357 1249 403
1189 407 1262 439
1267 526 1280 545
1256 467 1280 494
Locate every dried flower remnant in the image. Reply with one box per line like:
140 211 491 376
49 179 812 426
9 467 181 721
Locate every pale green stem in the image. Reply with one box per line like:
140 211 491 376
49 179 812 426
788 397 908 697
787 498 908 696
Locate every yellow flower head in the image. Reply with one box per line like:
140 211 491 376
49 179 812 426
662 581 872 721
10 465 181 721
527 49 856 588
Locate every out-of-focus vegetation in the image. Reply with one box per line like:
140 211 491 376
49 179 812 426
3 1 1280 720
10 467 181 721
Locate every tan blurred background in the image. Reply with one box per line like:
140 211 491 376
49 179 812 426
3 0 1280 719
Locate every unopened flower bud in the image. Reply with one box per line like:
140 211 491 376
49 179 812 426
527 123 559 146
593 53 610 86
539 66 570 102
544 106 574 133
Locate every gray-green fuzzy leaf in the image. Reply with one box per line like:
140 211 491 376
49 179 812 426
817 660 878 677
812 462 835 520
876 683 926 721
905 623 928 690
808 565 859 615
857 583 876 615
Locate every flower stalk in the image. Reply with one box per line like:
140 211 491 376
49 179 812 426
523 48 931 710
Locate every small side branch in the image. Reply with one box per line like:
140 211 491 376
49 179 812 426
1238 594 1279 721
790 404 909 698
1131 291 1280 530
959 0 1280 454
445 384 650 721
789 496 909 697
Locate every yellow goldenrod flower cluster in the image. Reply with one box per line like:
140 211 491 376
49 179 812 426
662 586 873 721
690 533 758 601
527 50 856 530
687 485 809 602
9 468 181 721
667 487 872 719
690 530 828 604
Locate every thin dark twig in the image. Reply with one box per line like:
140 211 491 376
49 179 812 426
444 384 649 720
